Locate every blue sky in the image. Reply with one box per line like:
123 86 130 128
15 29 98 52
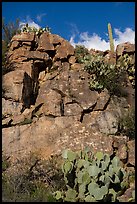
2 2 135 51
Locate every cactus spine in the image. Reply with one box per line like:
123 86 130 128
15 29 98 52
108 23 114 52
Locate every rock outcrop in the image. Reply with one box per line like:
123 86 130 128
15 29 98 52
2 32 135 172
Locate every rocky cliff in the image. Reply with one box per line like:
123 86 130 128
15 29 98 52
2 31 135 172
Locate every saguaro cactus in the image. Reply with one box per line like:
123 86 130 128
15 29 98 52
108 23 114 52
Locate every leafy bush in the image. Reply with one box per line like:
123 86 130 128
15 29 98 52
2 18 20 44
2 154 11 172
2 154 63 202
2 18 21 75
118 107 135 139
2 174 56 202
74 45 90 63
53 148 129 202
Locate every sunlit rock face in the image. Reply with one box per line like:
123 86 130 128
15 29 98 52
2 32 135 171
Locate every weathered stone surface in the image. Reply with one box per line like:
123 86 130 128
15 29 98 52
2 98 23 117
49 34 63 45
38 70 46 82
27 51 51 61
71 63 84 70
127 140 135 166
9 41 20 51
68 56 76 64
8 47 29 61
116 42 135 57
54 39 74 60
2 117 12 127
11 32 35 42
118 187 135 202
106 95 129 117
52 60 62 71
46 62 70 96
121 84 135 108
69 69 98 109
83 110 119 135
22 41 32 46
2 116 114 161
94 89 110 111
89 48 104 56
36 88 62 116
9 61 33 74
2 70 25 101
117 143 128 162
11 114 26 125
37 32 54 51
95 110 119 135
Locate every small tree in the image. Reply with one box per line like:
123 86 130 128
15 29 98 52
2 18 20 44
2 18 20 75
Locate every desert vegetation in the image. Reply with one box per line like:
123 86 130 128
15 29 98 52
2 20 135 202
2 148 135 202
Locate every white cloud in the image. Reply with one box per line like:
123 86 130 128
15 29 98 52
19 17 41 30
69 27 135 51
114 28 135 46
36 13 47 22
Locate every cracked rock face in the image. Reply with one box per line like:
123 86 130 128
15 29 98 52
2 32 135 171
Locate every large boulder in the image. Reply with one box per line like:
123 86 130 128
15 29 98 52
116 42 135 57
37 32 55 51
11 32 35 42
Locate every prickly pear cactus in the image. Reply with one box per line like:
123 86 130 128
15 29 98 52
53 148 129 202
116 53 135 88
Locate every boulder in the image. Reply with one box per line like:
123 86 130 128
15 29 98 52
49 33 64 45
116 42 135 58
11 32 35 42
36 88 62 117
2 70 25 101
54 39 74 60
37 32 54 51
68 69 99 110
68 56 76 64
9 41 20 51
127 140 135 166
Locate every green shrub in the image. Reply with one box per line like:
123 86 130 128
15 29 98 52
2 175 56 202
82 54 127 96
53 148 129 202
117 54 135 89
118 107 135 139
2 154 11 172
74 45 90 63
2 154 63 202
74 45 134 97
